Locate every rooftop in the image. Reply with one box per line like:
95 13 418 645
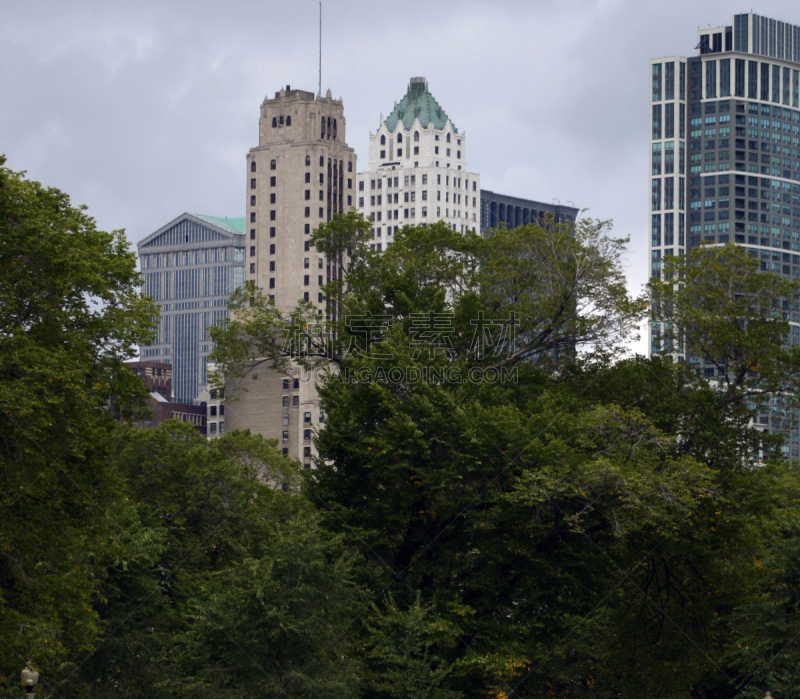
192 214 246 234
384 77 457 134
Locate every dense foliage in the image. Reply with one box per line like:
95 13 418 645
5 163 800 699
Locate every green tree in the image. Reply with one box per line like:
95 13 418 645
53 421 363 699
0 156 157 690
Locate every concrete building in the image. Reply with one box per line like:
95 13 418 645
649 12 800 458
137 213 246 403
126 361 207 436
126 360 172 400
226 85 356 466
479 190 579 234
356 77 480 249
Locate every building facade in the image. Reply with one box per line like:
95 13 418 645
225 85 356 466
356 77 480 250
126 360 172 400
649 12 800 458
479 190 579 233
137 213 246 403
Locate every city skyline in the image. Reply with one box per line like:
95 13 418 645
3 0 799 355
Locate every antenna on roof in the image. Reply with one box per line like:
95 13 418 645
318 1 322 96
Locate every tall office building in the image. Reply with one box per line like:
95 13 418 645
356 77 480 248
479 190 579 233
649 13 800 457
226 85 356 465
138 213 245 403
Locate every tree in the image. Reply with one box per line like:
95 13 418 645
298 224 800 697
52 421 364 699
0 156 157 690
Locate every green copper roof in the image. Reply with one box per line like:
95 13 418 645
193 214 246 234
384 77 457 134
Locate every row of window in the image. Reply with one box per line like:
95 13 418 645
251 155 354 172
141 248 244 269
365 192 477 206
362 173 476 191
367 207 476 222
380 131 459 144
380 146 460 159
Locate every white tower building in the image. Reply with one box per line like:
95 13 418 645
356 77 480 249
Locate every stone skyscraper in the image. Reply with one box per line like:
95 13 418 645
356 77 480 249
227 86 356 466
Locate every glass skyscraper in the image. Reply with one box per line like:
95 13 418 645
138 213 245 403
649 13 800 458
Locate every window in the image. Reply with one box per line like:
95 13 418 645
282 430 288 442
270 193 276 204
286 116 291 126
304 257 310 268
447 132 451 143
293 378 299 389
269 260 275 271
320 156 324 166
304 274 309 285
249 263 255 273
305 155 310 166
282 396 289 407
381 134 386 145
348 161 352 171
271 117 277 127
304 411 312 423
270 210 276 220
269 227 275 237
249 246 255 257
283 378 290 390
305 223 310 234
414 131 419 142
251 160 256 172
250 228 255 239
305 206 310 217
270 159 276 170
282 413 289 425
359 181 364 191
209 423 216 434
304 429 311 441
293 395 300 407
269 278 275 289
250 178 256 189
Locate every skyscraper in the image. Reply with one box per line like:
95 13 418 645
226 86 356 465
356 77 480 249
649 13 800 457
138 213 245 403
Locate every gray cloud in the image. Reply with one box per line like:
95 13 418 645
2 0 795 355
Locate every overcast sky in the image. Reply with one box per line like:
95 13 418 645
2 0 797 354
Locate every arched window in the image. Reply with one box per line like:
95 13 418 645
286 115 291 126
347 161 352 172
279 115 284 126
272 117 277 128
414 131 419 142
446 132 451 143
333 118 337 140
305 155 311 166
321 118 325 139
251 160 256 172
327 116 331 139
380 134 386 145
397 133 403 143
270 159 276 170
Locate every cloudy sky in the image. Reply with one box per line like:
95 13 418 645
2 0 796 354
